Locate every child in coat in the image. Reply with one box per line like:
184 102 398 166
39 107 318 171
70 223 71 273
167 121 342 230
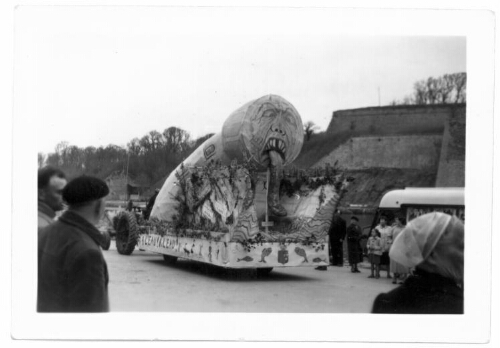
367 229 382 278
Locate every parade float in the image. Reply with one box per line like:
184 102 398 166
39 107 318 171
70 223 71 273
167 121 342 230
114 95 353 273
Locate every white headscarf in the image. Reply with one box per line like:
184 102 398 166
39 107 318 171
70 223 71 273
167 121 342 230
389 212 464 282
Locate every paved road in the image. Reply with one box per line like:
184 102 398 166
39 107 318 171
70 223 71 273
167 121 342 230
103 240 396 313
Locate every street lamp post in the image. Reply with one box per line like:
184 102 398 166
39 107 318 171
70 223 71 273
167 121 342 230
126 152 130 201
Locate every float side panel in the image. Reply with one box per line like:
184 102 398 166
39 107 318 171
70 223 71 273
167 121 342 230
138 234 329 268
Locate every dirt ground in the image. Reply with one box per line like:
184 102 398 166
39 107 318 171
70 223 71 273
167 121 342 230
104 240 396 313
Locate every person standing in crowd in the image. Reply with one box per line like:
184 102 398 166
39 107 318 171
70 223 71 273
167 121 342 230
389 217 409 284
38 176 110 312
38 166 67 229
346 216 362 273
376 216 392 278
127 199 134 212
316 209 347 271
143 188 160 220
330 209 347 267
372 212 464 314
367 229 382 279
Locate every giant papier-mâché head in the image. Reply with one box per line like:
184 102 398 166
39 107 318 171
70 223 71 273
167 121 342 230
222 94 303 170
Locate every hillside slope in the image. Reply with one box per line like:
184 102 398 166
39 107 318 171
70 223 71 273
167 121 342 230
292 132 439 208
293 131 352 168
341 168 437 207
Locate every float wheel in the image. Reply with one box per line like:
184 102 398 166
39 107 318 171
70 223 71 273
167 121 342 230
101 229 111 251
115 211 138 255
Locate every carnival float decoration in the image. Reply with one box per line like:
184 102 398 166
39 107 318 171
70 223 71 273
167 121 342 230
114 95 353 273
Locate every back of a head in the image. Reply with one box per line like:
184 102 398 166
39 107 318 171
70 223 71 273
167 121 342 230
390 212 464 282
63 175 109 208
418 216 464 282
38 166 66 189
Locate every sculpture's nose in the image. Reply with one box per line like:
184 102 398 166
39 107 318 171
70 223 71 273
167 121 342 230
270 117 286 136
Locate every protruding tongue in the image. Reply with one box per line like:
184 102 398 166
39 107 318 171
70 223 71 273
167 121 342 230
269 150 283 167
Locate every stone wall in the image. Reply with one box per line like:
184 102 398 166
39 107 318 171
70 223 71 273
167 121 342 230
326 104 465 137
435 106 466 186
314 135 442 171
321 104 466 187
312 103 466 207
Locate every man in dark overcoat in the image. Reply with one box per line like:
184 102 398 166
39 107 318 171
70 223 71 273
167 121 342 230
38 176 110 312
143 188 160 220
346 216 362 273
329 209 347 266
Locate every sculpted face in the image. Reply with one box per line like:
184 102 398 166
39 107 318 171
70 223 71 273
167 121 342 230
243 95 303 168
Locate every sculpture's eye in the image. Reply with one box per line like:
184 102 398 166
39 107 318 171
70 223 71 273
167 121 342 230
283 111 297 127
262 109 276 118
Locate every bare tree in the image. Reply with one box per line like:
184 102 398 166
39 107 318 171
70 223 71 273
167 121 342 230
413 80 428 104
139 135 153 153
401 95 414 105
453 72 467 103
390 95 414 106
425 77 439 104
127 138 142 156
436 74 455 103
398 72 467 106
38 153 46 168
149 130 164 150
304 121 319 141
163 127 190 153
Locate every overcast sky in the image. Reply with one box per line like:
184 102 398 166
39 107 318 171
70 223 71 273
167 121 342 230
15 7 466 154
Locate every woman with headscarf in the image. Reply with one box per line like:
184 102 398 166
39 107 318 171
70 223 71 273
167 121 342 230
388 216 410 284
372 212 464 314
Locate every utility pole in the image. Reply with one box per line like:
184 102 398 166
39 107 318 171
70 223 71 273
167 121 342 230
126 152 130 201
378 86 381 106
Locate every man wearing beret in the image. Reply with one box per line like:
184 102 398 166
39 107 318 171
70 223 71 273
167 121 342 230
38 176 110 312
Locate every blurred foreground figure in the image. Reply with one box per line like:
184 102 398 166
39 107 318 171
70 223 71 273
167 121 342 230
38 176 110 312
372 212 464 314
38 166 67 229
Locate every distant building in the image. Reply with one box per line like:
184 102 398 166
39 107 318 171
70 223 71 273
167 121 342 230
105 172 151 201
142 174 169 198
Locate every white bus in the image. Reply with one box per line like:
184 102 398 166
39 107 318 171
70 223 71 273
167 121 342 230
377 187 464 224
360 187 465 256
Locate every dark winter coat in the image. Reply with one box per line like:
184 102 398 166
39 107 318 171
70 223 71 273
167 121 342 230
329 215 347 241
372 269 464 314
144 191 159 219
346 223 362 264
38 210 109 312
329 215 347 264
38 201 56 229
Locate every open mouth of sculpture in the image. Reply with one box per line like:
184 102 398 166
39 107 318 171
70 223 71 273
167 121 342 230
263 138 286 161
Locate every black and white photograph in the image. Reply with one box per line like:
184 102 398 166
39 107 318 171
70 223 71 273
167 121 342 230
6 1 498 345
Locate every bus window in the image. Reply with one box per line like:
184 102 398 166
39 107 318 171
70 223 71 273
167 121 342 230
406 206 465 222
